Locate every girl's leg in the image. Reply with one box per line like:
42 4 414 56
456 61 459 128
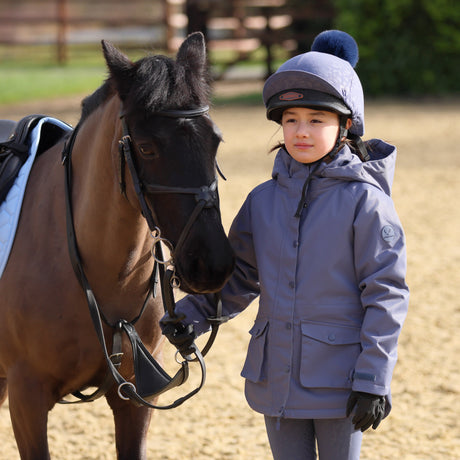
314 418 363 460
264 416 317 460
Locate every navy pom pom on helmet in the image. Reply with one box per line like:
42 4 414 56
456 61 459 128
263 30 365 136
311 29 359 68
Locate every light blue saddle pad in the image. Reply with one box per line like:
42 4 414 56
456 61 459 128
0 117 72 278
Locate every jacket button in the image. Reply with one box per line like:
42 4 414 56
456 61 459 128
286 323 292 330
328 333 336 342
289 281 295 289
293 240 299 248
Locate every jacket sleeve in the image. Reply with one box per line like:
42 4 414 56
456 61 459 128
170 195 261 336
352 187 409 396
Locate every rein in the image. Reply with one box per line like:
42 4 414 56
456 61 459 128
60 104 225 410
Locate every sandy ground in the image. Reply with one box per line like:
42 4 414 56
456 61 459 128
0 82 459 459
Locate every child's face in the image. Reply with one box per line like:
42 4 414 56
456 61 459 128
281 107 346 164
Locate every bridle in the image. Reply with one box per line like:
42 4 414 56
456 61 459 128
60 103 226 410
117 106 226 351
118 105 219 263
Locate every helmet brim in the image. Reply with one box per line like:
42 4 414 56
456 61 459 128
266 89 351 123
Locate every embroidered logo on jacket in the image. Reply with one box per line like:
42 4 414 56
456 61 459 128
381 225 396 242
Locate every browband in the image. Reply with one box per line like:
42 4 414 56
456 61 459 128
154 105 210 118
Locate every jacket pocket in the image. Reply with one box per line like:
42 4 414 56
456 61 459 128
241 318 269 383
300 321 361 389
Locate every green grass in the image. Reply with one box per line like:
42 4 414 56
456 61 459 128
0 43 288 105
0 45 108 104
0 66 106 104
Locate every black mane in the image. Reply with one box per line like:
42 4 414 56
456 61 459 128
124 54 211 116
80 52 211 122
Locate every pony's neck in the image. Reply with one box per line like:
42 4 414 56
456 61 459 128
70 96 154 306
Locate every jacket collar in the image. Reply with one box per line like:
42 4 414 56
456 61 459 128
271 140 397 197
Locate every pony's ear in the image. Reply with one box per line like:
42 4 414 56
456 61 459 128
101 40 134 100
176 32 207 77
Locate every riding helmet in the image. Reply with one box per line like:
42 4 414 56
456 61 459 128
263 30 365 137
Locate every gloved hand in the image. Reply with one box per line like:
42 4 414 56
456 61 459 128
161 320 196 358
346 391 386 432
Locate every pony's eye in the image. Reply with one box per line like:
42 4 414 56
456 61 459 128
137 143 158 158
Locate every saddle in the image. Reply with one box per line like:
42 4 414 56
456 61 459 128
0 115 68 203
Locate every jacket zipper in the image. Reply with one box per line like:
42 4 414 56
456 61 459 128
294 163 319 217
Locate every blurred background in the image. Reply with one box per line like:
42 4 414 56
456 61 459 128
0 0 459 105
0 2 459 459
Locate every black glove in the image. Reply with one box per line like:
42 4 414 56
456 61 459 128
161 321 196 358
346 391 386 432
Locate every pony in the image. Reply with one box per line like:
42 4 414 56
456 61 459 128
0 32 234 459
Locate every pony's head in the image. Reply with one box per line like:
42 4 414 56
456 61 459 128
99 33 234 294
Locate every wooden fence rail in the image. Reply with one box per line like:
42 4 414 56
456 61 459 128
0 0 332 78
0 0 167 63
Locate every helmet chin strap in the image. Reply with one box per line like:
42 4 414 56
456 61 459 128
347 132 370 162
322 115 370 163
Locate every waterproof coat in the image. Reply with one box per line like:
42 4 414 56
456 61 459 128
173 140 409 420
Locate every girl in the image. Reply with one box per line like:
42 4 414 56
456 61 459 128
162 30 409 460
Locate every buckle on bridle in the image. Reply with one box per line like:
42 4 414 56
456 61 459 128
195 183 217 208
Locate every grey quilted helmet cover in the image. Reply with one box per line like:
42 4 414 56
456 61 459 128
263 51 364 136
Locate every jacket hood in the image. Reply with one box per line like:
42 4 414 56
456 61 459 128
272 139 397 196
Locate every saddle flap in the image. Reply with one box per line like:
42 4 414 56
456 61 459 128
0 115 46 205
0 154 24 204
0 115 46 155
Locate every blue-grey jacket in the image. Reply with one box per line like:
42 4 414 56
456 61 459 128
172 140 409 420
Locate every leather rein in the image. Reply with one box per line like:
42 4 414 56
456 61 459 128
60 104 225 410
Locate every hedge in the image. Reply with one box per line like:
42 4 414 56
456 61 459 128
333 0 460 95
